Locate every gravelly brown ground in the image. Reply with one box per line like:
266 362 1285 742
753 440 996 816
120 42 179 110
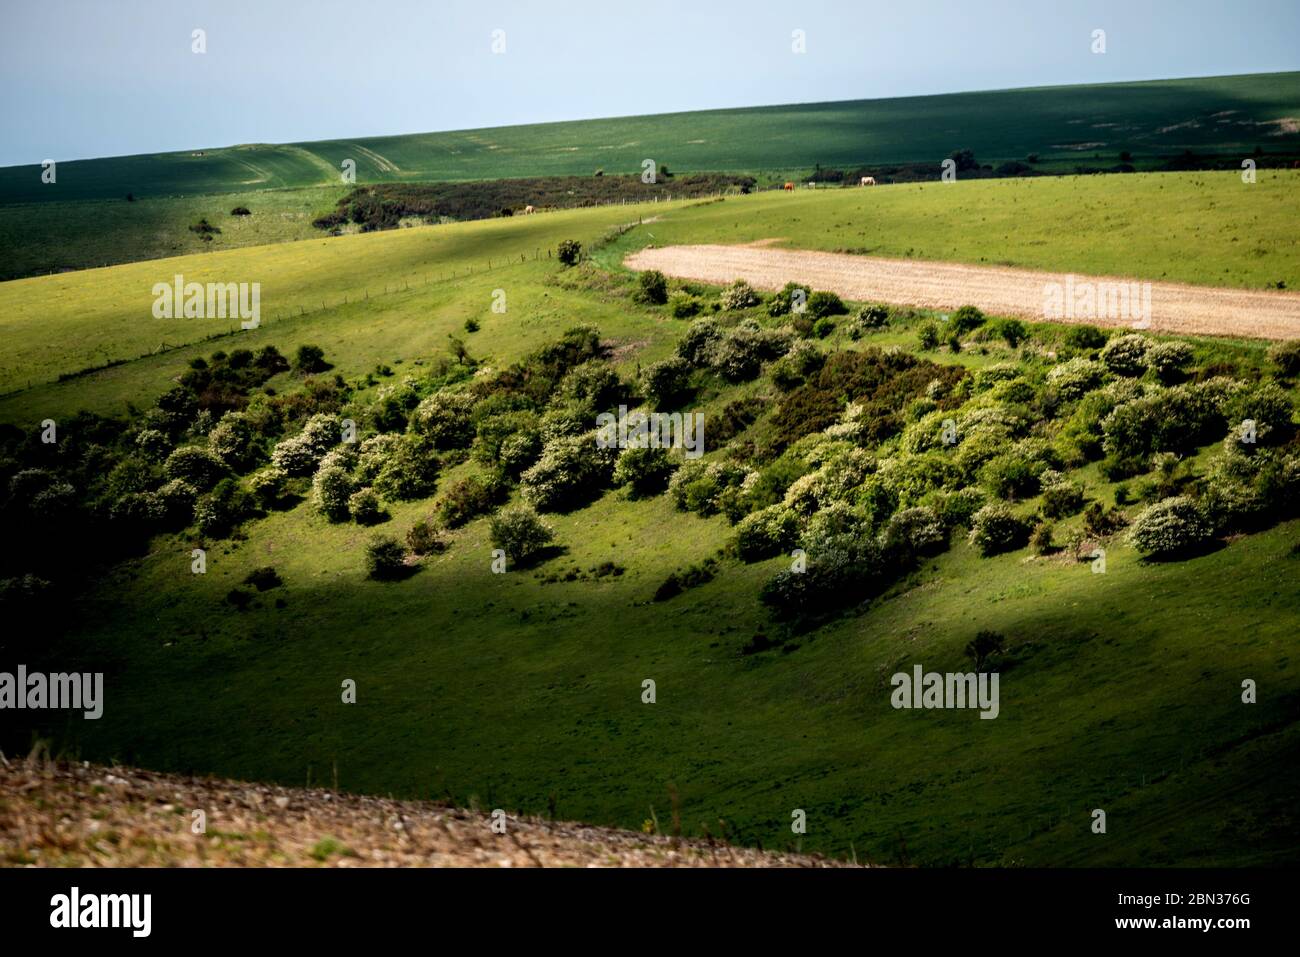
0 759 854 868
625 244 1300 340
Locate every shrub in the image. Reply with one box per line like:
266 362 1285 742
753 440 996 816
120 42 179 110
968 503 1029 556
557 239 581 266
710 327 767 382
1031 521 1055 555
1100 334 1150 377
812 317 837 339
639 356 692 409
406 519 447 555
613 446 677 497
917 321 939 350
668 460 749 515
560 361 623 410
436 473 505 527
992 318 1028 348
1039 470 1086 518
372 434 440 500
851 303 890 336
635 270 669 305
411 391 477 449
311 464 353 521
734 505 801 562
164 445 227 491
365 536 409 580
207 412 260 472
295 344 329 374
270 434 318 476
520 434 616 512
1047 357 1108 400
248 466 288 507
965 631 1005 671
300 413 343 456
980 443 1056 500
499 430 544 479
719 279 761 311
676 318 723 366
1267 340 1300 378
348 487 384 525
1127 496 1212 558
1063 325 1107 353
489 505 555 566
769 340 824 391
767 282 811 317
194 478 255 538
949 305 985 336
230 206 251 216
880 506 947 558
1146 341 1194 383
805 290 847 320
669 293 703 319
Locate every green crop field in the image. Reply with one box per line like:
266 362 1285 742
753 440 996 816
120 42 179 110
4 72 1298 205
2 166 1298 867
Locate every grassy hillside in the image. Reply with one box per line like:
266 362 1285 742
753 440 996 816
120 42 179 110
1 171 1295 412
2 168 1297 868
3 72 1298 205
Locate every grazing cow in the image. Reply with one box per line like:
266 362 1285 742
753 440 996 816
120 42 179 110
524 205 535 214
783 182 794 191
861 176 876 186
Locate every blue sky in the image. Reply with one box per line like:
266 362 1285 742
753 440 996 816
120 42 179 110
1 0 1297 166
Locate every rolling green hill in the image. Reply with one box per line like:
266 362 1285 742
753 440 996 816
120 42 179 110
4 72 1298 205
1 168 1298 867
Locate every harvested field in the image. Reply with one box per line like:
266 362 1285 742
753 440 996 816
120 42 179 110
0 759 856 868
625 244 1300 340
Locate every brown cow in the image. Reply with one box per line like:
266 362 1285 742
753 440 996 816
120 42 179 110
783 182 794 191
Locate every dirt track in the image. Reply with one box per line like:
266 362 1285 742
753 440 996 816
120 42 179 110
0 759 854 868
625 244 1300 340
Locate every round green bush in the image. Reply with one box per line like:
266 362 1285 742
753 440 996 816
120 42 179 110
1100 334 1151 377
489 504 555 566
365 536 409 580
348 487 384 525
1127 496 1212 558
967 503 1029 556
734 505 801 562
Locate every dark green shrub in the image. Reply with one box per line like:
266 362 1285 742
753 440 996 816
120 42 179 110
295 344 329 374
950 305 985 335
612 446 677 497
636 270 669 305
406 519 447 555
557 240 582 266
805 290 847 320
968 503 1029 556
489 504 555 566
365 536 409 580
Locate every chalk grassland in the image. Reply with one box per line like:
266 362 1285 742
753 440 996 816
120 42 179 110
0 186 346 282
0 201 668 410
3 72 1298 204
1 171 1297 866
2 171 1297 416
0 761 851 867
